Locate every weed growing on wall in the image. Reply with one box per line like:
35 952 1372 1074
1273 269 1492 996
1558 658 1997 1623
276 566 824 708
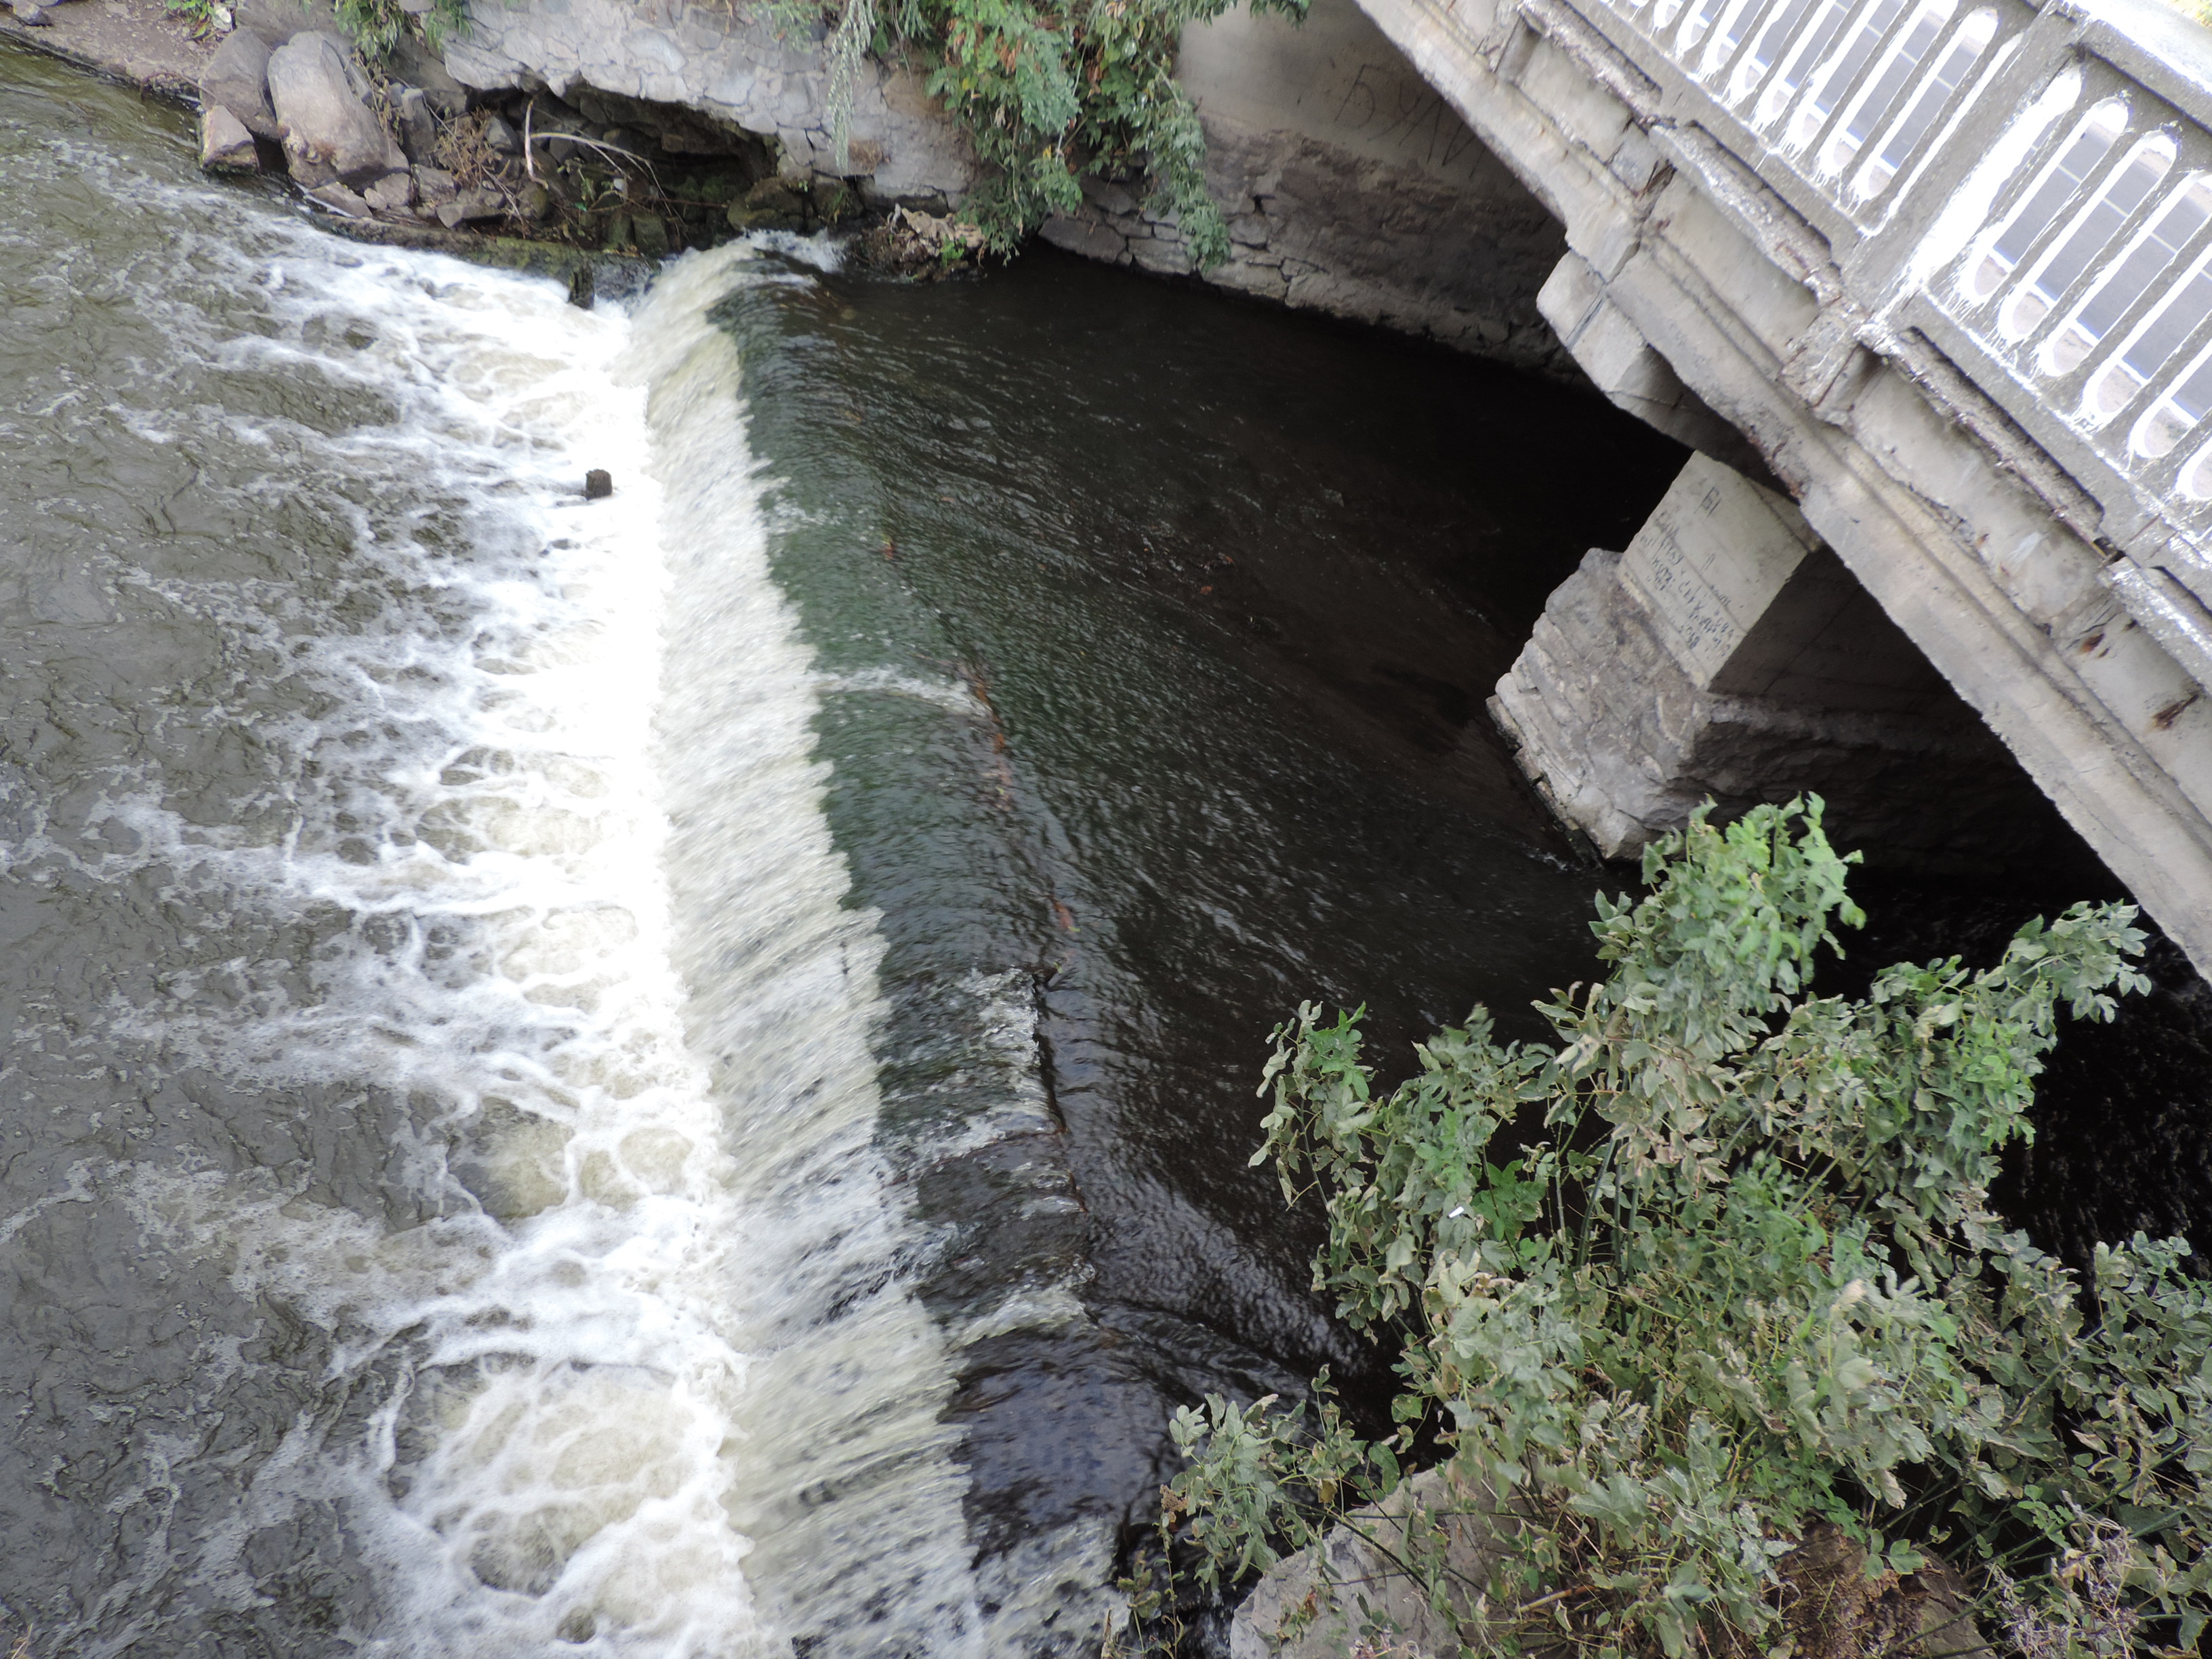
331 0 469 59
1156 801 2212 1659
785 0 1307 264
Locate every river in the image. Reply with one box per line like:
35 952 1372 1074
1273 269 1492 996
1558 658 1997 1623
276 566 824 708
0 37 1978 1659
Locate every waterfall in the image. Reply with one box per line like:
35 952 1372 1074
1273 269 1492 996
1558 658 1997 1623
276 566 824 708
622 244 992 1657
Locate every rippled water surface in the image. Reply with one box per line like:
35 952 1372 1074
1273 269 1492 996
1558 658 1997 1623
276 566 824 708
0 43 1693 1657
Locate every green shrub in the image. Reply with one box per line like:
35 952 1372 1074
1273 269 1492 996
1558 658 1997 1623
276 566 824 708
782 0 1307 264
1164 800 2212 1659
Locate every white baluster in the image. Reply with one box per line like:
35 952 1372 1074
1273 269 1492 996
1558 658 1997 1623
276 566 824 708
1816 0 1957 179
1783 0 1912 155
1675 0 1737 58
2001 134 2174 341
1696 0 1782 79
2128 314 2212 459
2050 174 2212 385
1729 0 1819 107
1962 98 2128 303
1849 6 1999 201
2176 428 2212 499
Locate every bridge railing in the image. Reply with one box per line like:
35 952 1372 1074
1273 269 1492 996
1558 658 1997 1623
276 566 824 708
1558 0 2212 672
1603 0 2038 222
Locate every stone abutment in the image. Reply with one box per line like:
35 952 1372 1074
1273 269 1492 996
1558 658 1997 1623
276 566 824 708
1494 453 2072 869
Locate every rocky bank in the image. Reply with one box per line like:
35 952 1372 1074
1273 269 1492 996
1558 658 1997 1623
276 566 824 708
197 0 866 262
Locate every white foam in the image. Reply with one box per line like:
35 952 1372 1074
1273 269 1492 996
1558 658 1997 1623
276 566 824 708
739 228 849 271
817 666 989 719
628 245 987 1658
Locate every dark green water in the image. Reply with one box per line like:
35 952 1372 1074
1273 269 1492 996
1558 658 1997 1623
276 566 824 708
0 39 1698 1658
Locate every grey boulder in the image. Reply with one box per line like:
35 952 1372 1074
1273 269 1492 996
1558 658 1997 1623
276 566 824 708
362 171 412 214
306 180 372 218
200 28 276 138
410 163 457 218
1229 1470 1508 1659
231 0 338 47
434 186 504 228
266 31 404 188
393 85 434 159
389 43 467 116
199 105 260 172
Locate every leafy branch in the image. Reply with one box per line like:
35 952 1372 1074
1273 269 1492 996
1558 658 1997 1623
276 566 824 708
333 0 470 58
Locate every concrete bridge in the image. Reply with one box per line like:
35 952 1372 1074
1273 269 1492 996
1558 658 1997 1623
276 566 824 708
1335 0 2212 971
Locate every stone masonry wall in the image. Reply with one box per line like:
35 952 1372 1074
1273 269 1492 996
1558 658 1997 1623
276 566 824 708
440 0 977 201
1042 0 1570 369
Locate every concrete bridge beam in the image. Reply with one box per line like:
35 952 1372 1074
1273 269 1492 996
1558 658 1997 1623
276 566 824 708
1538 254 1770 472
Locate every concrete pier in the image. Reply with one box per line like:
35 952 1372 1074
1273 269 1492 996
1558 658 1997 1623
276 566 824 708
1494 457 2056 868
